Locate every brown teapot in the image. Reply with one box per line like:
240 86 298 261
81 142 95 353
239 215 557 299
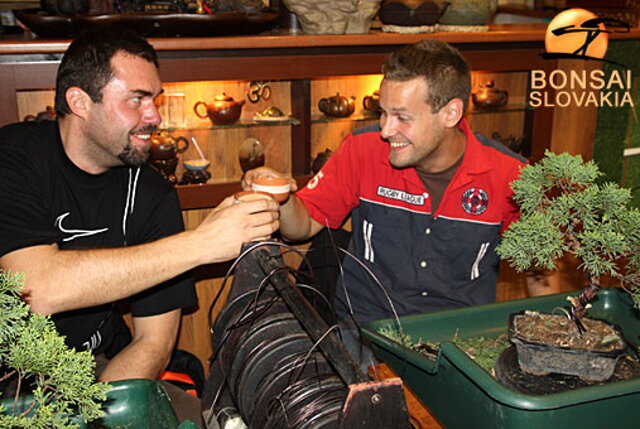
472 80 509 110
149 131 189 160
378 0 450 26
311 148 333 174
194 93 245 125
23 105 56 122
318 93 356 118
363 90 380 114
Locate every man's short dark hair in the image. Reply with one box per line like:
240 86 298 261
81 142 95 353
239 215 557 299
382 39 471 113
54 25 159 118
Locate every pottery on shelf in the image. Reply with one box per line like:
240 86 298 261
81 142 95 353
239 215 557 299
238 137 265 173
472 80 508 110
149 131 189 160
23 105 56 122
148 131 189 184
363 90 381 115
311 148 333 174
318 92 356 117
194 93 245 125
345 0 383 34
378 0 449 27
179 159 211 185
282 0 381 34
151 158 179 184
41 0 89 15
438 0 497 26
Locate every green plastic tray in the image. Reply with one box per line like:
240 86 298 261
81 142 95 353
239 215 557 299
362 288 640 429
6 379 196 429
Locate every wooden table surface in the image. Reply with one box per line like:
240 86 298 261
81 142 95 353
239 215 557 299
369 363 444 429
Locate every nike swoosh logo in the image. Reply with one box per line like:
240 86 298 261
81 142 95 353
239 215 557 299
55 212 109 242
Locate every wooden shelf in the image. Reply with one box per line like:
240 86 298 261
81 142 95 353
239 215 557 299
2 24 639 56
2 24 636 207
469 103 534 115
311 113 380 123
160 117 301 132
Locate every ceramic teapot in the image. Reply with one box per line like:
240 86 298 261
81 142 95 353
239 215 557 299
149 131 189 160
238 137 265 173
378 0 450 26
439 0 497 26
363 90 380 114
194 93 245 125
311 148 333 174
23 105 56 122
472 80 508 110
318 93 356 118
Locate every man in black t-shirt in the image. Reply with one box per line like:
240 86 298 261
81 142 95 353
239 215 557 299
0 26 280 383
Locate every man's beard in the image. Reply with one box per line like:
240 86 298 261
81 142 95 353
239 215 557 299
118 143 149 167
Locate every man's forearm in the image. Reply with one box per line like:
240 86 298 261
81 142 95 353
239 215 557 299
99 337 171 381
98 311 180 382
1 197 279 315
2 231 199 315
278 195 321 242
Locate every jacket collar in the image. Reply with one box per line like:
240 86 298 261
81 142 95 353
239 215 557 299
381 118 492 189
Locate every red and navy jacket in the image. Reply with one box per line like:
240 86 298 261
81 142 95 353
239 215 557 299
296 119 526 324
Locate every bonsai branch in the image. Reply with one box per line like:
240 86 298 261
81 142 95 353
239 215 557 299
497 151 640 328
567 274 601 334
19 395 37 419
0 368 16 383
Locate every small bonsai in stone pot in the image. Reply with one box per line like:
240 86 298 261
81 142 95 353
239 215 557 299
496 151 640 381
0 271 109 428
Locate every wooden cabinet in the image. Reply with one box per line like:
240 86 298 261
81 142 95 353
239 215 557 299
0 27 563 209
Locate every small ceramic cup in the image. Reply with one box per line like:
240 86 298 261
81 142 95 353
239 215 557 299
251 176 291 203
234 190 275 203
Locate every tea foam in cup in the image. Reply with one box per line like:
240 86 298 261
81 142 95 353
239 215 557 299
234 190 275 203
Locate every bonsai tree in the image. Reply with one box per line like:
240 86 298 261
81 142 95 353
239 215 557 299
0 270 110 428
496 151 640 329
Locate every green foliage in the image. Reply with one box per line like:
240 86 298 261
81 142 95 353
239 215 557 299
377 325 416 349
0 271 110 428
450 335 510 372
377 326 509 374
497 151 640 308
0 272 29 357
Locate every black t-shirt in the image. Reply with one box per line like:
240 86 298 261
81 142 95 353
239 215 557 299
0 120 197 354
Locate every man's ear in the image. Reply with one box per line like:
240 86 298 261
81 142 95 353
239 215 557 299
65 87 92 119
439 98 465 128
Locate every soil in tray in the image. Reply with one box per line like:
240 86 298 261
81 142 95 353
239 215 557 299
514 312 624 351
495 345 640 394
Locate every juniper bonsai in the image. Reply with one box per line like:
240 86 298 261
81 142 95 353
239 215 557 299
496 151 640 326
0 271 110 428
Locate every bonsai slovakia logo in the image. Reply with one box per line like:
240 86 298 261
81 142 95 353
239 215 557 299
529 8 634 108
542 8 627 62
